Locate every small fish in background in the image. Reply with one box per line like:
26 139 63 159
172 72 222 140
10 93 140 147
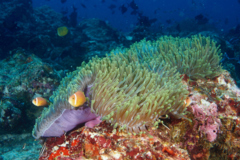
137 13 157 27
32 97 50 107
176 24 181 32
22 143 26 150
57 26 68 37
129 0 140 16
61 0 67 4
70 5 78 27
195 14 209 25
119 4 128 14
108 4 117 14
81 3 87 9
68 91 86 107
129 0 138 10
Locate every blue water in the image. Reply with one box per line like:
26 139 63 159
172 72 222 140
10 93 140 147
32 0 240 32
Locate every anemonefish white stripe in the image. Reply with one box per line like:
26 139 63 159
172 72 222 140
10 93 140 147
36 98 38 105
74 93 77 106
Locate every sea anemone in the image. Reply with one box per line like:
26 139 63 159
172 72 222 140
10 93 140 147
87 56 188 132
125 34 222 80
33 34 221 139
32 53 188 139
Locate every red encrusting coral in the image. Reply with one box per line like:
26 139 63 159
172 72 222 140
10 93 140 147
39 121 190 160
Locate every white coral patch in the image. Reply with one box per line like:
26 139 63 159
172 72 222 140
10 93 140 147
52 146 59 152
217 76 227 85
201 99 210 106
108 150 122 159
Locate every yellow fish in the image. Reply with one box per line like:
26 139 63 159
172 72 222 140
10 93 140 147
68 91 86 107
57 26 68 37
32 97 50 107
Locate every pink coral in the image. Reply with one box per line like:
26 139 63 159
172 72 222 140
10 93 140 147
203 123 218 142
192 104 206 121
191 102 221 142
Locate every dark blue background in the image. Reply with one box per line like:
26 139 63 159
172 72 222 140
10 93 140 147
32 0 240 32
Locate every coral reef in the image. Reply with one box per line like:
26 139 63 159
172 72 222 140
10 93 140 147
0 99 21 132
34 35 240 159
0 1 65 59
0 133 41 160
0 1 122 69
226 24 240 58
170 71 240 159
73 19 121 61
221 25 240 87
38 70 240 159
39 121 190 160
0 49 64 134
165 19 216 37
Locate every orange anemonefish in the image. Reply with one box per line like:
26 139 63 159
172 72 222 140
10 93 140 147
68 91 86 107
32 97 50 107
184 94 192 107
